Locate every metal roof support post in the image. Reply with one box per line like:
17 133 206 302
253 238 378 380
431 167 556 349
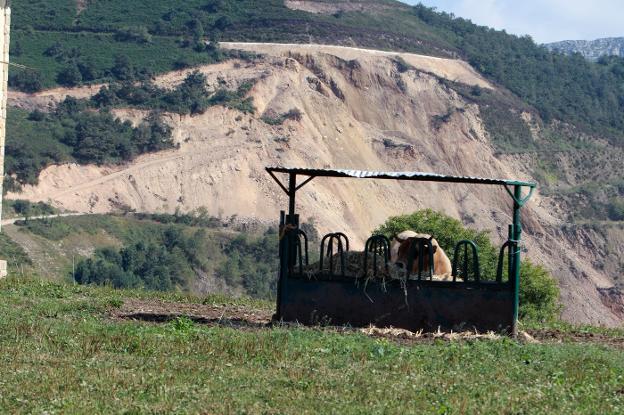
288 173 297 220
287 173 298 271
511 185 523 336
275 211 287 321
275 174 297 322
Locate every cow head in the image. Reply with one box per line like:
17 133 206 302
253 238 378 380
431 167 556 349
395 236 437 275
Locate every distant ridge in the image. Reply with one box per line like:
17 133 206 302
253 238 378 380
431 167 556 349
545 37 624 61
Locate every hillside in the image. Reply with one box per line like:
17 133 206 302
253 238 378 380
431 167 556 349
546 37 624 61
3 1 623 327
4 44 622 327
0 213 280 299
1 276 623 413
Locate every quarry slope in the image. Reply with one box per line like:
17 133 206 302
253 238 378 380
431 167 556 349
7 44 623 327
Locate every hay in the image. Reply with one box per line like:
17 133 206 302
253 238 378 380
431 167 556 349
299 251 453 282
301 251 402 280
360 325 502 341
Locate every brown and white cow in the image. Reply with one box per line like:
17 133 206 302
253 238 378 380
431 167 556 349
391 230 453 280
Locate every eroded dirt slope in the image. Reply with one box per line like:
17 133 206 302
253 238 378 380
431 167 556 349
7 45 623 326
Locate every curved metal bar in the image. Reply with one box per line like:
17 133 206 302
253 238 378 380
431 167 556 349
496 240 516 283
319 233 332 273
364 235 391 278
452 240 481 282
319 232 347 277
333 232 350 252
405 237 434 281
297 234 303 275
297 229 309 267
293 229 309 276
337 237 346 277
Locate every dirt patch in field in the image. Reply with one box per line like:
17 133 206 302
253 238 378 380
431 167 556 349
111 298 273 328
112 299 624 349
527 329 624 349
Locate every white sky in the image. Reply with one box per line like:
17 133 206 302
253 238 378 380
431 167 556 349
401 0 623 43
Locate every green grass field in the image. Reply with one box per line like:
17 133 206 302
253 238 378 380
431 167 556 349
0 276 622 414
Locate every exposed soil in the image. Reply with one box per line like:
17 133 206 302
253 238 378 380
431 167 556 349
284 0 407 15
112 299 624 348
111 298 273 328
527 328 624 350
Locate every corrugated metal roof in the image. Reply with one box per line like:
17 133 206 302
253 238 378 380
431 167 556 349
266 167 536 187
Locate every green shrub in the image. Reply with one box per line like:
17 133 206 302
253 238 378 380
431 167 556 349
57 65 83 87
3 199 57 219
9 70 43 93
92 72 256 115
376 209 560 321
394 56 414 73
607 199 624 221
261 108 303 125
114 26 152 44
17 218 76 240
376 209 499 278
519 260 561 322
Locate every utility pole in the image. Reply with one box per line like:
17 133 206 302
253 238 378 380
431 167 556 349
0 0 10 278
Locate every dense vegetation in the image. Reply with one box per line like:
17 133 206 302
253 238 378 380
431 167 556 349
2 199 58 219
72 221 278 299
217 230 279 299
0 276 623 413
4 102 174 190
376 209 560 321
7 0 623 226
92 71 255 115
7 213 278 299
74 226 207 291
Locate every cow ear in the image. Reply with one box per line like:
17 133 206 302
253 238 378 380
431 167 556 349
428 235 434 242
432 245 438 253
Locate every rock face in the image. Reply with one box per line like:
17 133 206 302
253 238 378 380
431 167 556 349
6 44 624 327
545 37 624 61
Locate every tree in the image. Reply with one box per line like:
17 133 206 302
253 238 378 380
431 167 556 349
187 19 204 42
111 55 135 81
214 16 231 31
77 59 99 82
27 110 45 122
607 199 624 221
9 70 43 93
114 26 152 44
12 40 23 57
92 85 121 107
57 65 83 87
519 260 560 321
202 0 223 13
12 200 31 219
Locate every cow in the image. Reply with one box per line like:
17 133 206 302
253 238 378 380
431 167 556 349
390 230 453 280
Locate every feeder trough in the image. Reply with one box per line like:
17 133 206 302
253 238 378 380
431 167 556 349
266 167 536 335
